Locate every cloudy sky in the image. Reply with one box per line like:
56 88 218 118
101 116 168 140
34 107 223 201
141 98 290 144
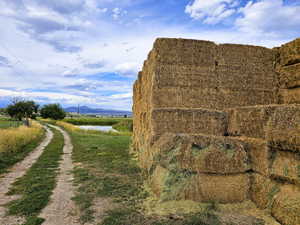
0 0 299 110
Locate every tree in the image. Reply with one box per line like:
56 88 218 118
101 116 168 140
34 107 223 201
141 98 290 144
6 100 39 122
40 104 66 120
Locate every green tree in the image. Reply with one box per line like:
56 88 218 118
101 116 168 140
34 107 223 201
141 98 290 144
6 100 39 122
40 104 66 120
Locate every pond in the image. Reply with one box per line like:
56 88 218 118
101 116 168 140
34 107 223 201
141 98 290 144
77 125 118 132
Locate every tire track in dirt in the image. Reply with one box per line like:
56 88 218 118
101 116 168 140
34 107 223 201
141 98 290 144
40 125 80 225
0 125 53 225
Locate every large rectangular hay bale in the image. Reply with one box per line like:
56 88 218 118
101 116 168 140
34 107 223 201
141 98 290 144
217 44 275 68
180 134 251 174
152 38 217 66
184 173 250 203
152 87 278 110
150 133 250 175
270 150 300 184
153 63 277 90
266 105 300 152
150 108 228 136
227 105 280 139
231 137 270 176
271 184 300 225
250 173 280 210
279 88 300 104
278 38 300 66
150 166 249 203
153 64 217 88
277 63 300 88
216 65 277 90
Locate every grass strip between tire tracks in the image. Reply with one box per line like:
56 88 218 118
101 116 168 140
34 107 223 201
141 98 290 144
6 126 64 225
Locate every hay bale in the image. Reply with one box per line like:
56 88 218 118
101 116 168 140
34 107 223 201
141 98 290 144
218 213 266 225
277 63 300 89
271 184 300 225
250 173 280 210
277 38 300 66
231 137 270 176
184 173 250 203
153 63 277 90
153 64 217 88
270 150 300 184
279 88 300 104
151 168 250 203
180 134 250 174
217 43 275 68
227 105 279 139
149 133 250 175
216 65 277 90
151 108 228 136
152 38 217 66
152 87 278 110
148 133 250 203
266 105 300 152
216 44 277 90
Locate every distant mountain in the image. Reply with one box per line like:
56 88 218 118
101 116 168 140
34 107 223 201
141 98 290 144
64 106 132 116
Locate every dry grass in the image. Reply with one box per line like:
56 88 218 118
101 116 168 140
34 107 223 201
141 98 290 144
56 121 81 132
39 119 80 132
0 121 43 153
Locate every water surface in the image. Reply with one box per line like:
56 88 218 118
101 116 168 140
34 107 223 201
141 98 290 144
77 125 117 132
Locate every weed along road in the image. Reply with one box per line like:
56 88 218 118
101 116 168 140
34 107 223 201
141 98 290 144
39 125 79 225
0 126 53 225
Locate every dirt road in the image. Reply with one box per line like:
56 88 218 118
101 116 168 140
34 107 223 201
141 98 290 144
0 126 53 225
39 125 80 225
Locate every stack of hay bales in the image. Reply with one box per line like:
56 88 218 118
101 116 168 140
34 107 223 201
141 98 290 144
132 37 300 224
150 39 278 110
249 105 300 225
276 38 300 104
133 38 279 162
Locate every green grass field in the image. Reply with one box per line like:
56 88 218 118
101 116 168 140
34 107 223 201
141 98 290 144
63 117 132 126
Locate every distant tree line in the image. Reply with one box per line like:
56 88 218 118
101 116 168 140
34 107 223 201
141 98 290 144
3 99 66 124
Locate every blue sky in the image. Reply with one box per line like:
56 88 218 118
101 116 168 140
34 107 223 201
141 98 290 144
0 0 299 110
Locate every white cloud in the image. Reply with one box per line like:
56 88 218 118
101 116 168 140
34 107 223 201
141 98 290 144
185 0 237 24
0 88 132 110
112 7 127 20
236 0 300 36
115 62 139 74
